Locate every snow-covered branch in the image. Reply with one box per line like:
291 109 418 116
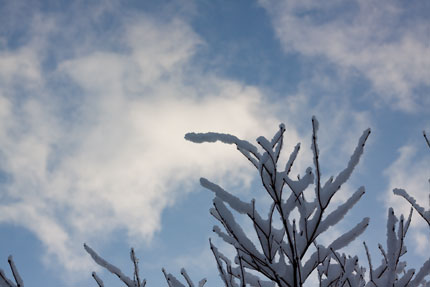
187 117 371 286
0 256 23 287
423 131 430 149
393 189 430 227
84 243 138 287
361 207 430 286
84 244 205 287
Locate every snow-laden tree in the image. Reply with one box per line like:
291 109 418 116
1 121 429 287
184 119 430 286
185 117 371 286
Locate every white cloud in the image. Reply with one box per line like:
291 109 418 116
0 11 284 276
0 48 41 85
260 0 430 112
0 2 397 283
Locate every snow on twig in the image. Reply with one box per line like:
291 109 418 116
92 272 104 287
393 188 430 226
7 256 23 287
84 243 135 287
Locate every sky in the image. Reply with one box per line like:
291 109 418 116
0 0 429 286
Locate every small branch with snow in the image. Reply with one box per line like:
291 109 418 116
423 131 430 149
84 243 204 287
0 256 23 287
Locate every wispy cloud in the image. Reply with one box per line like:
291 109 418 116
0 7 282 275
0 2 411 284
260 0 430 112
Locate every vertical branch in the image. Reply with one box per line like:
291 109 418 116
292 221 302 286
162 268 173 287
363 242 374 285
181 268 195 287
92 272 105 287
130 248 141 287
424 131 430 209
7 256 23 287
237 252 246 287
311 117 322 208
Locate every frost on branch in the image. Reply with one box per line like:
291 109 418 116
317 251 366 287
393 189 430 227
384 130 430 287
162 268 207 287
0 256 24 287
362 206 430 286
84 243 140 287
84 243 206 287
362 208 418 286
186 117 371 286
392 130 430 227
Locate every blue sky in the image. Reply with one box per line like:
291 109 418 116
0 0 429 286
